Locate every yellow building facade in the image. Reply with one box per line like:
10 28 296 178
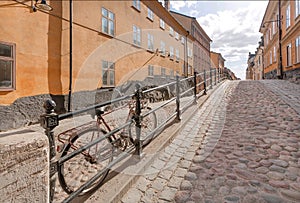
0 0 194 130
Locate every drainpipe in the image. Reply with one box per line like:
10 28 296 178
184 31 189 77
67 0 73 112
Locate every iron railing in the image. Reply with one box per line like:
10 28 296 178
40 68 225 202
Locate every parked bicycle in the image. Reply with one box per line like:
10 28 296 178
56 96 157 196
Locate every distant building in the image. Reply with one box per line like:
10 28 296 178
170 11 212 73
259 0 300 80
246 52 255 80
253 37 264 80
210 51 225 75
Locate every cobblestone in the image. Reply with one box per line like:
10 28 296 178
120 80 300 203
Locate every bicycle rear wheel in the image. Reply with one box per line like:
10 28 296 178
129 107 157 146
58 127 113 196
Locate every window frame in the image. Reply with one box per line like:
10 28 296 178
159 19 165 30
147 33 154 51
287 43 292 66
296 36 300 63
133 25 141 46
147 7 154 21
273 46 277 62
102 60 115 87
101 7 115 36
132 0 141 11
175 49 180 62
286 4 291 29
160 41 166 56
161 67 166 77
0 41 16 91
148 65 154 76
296 0 300 18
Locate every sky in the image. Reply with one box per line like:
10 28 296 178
169 0 269 79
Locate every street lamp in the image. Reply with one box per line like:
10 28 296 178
32 0 53 12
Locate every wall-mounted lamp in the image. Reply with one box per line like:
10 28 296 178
32 0 53 12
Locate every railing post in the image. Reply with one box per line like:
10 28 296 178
210 68 213 89
176 75 181 121
203 70 207 95
218 68 220 83
214 69 217 85
40 99 59 203
193 71 197 103
134 84 142 157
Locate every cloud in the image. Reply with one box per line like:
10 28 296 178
196 1 268 79
170 0 198 11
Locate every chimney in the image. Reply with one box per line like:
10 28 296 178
164 0 170 11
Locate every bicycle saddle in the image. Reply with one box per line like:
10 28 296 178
90 109 105 119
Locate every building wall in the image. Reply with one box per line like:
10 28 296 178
0 0 193 130
260 0 300 79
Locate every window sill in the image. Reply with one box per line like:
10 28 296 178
132 43 141 49
131 5 141 12
99 31 114 38
147 49 155 53
285 65 293 69
147 16 154 22
294 61 300 66
0 88 15 91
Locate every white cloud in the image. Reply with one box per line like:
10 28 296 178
196 1 268 79
170 1 198 11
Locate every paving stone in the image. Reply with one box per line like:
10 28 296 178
281 189 300 201
269 180 289 189
151 177 167 191
121 188 142 203
224 195 239 202
269 165 286 173
260 193 284 203
184 172 197 181
255 166 269 174
180 180 193 190
168 176 182 188
270 159 289 168
158 169 173 180
267 171 285 180
174 191 190 203
159 187 177 202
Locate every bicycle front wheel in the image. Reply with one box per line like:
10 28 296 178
129 107 157 146
58 127 113 196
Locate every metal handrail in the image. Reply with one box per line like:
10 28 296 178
40 68 225 203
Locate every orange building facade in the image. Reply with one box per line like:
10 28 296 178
210 51 225 75
260 0 300 79
0 0 195 130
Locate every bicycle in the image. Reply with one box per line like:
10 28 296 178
56 97 157 196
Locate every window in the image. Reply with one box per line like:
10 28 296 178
160 41 165 56
269 28 272 40
272 21 276 35
175 49 179 61
170 70 174 77
102 61 115 86
102 8 115 36
169 46 174 59
296 36 300 63
132 0 140 11
148 65 154 76
147 8 154 21
160 19 165 29
175 32 179 40
274 46 277 62
181 36 185 44
269 51 272 64
147 33 154 51
188 47 192 58
296 0 300 18
287 43 292 66
161 67 166 76
286 4 290 29
169 27 174 36
0 42 15 90
133 25 141 46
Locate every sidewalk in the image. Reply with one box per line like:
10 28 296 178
120 80 300 203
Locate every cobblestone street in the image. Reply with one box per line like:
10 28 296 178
120 80 300 203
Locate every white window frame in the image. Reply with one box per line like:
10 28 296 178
175 32 179 40
169 46 174 59
175 49 179 61
273 46 277 62
169 27 174 36
148 65 154 76
0 41 15 91
287 43 292 66
296 0 300 18
132 0 140 11
102 60 115 87
133 25 141 46
147 7 154 21
160 19 165 29
269 50 272 64
286 4 291 29
101 7 115 36
160 41 166 56
296 36 300 63
147 33 154 51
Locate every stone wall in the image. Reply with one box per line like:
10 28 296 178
0 130 49 202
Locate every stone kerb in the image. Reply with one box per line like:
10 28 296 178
0 130 49 202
